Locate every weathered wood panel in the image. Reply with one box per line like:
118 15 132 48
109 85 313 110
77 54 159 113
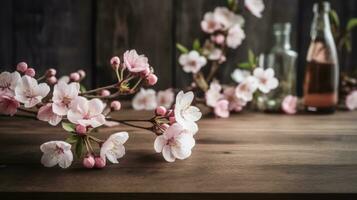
0 111 357 194
96 0 173 90
0 0 13 71
11 0 93 86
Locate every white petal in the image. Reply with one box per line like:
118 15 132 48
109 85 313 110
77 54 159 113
253 67 264 78
88 98 104 116
162 145 175 162
171 146 192 160
52 103 68 116
154 136 166 153
183 106 202 122
37 83 50 98
108 132 129 144
41 153 58 167
58 150 73 168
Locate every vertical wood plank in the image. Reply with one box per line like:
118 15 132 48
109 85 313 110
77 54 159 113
12 0 93 86
0 0 13 71
96 0 173 89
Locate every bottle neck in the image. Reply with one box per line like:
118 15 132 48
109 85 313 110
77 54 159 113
311 11 332 40
274 32 291 50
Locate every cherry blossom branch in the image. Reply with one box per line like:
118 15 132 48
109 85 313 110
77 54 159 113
80 83 118 95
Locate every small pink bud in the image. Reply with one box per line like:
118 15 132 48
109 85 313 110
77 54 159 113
94 156 106 168
100 89 111 97
214 34 225 45
70 72 80 82
16 62 28 73
169 116 176 124
75 124 87 135
46 76 57 85
146 74 158 86
110 101 121 111
155 106 167 116
83 154 95 169
25 68 36 77
110 56 120 69
77 69 86 78
46 68 57 77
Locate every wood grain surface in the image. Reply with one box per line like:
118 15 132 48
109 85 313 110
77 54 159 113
0 111 357 194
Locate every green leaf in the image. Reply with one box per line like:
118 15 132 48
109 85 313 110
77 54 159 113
248 49 256 66
344 36 352 52
347 18 357 32
75 137 84 159
62 122 76 133
176 43 189 54
329 9 340 28
65 134 79 144
79 84 87 93
192 39 201 51
238 62 252 69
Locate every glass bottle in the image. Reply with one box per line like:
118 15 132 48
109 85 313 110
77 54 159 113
304 2 339 113
257 23 297 112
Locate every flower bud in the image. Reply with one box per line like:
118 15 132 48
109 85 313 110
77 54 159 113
70 72 80 82
110 101 121 111
146 74 158 86
141 67 151 77
218 55 226 64
46 76 57 85
169 116 176 124
94 156 106 168
83 154 95 169
75 124 87 135
77 69 86 79
155 106 167 116
46 68 57 77
110 56 120 69
166 109 174 117
16 62 28 73
213 34 225 45
100 89 111 97
25 68 36 77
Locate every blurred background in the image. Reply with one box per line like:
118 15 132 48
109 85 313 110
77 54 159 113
0 0 356 96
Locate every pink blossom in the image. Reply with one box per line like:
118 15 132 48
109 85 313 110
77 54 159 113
0 71 21 95
281 95 298 114
201 12 222 33
100 132 128 164
100 89 111 97
15 75 50 108
223 86 247 112
83 154 95 169
154 123 195 162
214 99 230 118
146 74 158 85
231 69 251 83
235 76 258 102
40 141 73 168
132 88 157 110
346 90 357 111
94 156 106 168
0 92 20 116
157 88 174 108
75 124 87 135
205 80 223 107
52 81 80 116
179 51 207 74
253 67 279 94
16 62 28 73
37 103 62 126
110 101 121 111
67 96 106 128
123 50 150 73
226 24 246 49
25 68 36 77
213 7 245 30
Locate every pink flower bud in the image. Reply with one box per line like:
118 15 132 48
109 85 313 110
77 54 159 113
94 156 106 168
70 72 80 82
46 76 57 85
214 34 225 45
110 101 121 111
155 106 167 116
141 67 151 77
146 74 158 86
110 56 120 69
100 89 111 97
77 69 86 78
25 68 36 77
83 154 95 168
46 68 57 77
75 124 87 135
169 116 176 124
16 62 28 73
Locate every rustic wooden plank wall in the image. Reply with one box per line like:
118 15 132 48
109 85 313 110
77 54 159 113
0 0 356 94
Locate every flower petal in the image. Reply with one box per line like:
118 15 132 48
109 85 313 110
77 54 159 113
162 145 175 162
154 135 166 153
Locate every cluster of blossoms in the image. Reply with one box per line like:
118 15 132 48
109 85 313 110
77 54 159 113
132 88 175 110
173 0 271 117
0 49 202 169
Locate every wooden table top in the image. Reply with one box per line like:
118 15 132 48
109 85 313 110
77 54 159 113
1 111 357 194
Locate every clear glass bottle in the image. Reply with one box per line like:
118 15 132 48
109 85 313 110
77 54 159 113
304 2 339 113
257 23 297 112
